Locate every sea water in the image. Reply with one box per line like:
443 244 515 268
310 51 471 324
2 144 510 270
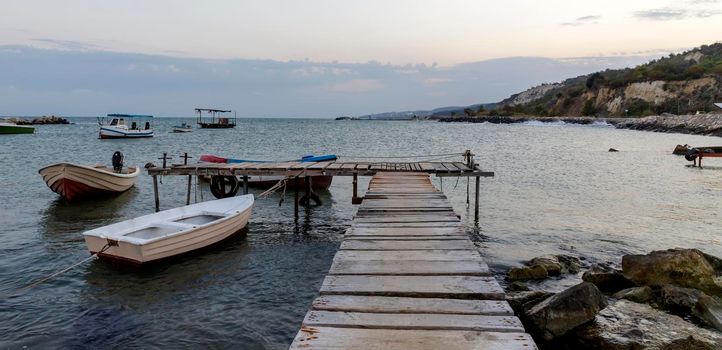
1 118 720 348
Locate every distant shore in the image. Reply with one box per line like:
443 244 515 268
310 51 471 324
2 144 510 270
3 116 70 125
438 114 722 138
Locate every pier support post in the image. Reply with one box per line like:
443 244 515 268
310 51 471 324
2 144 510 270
153 175 160 212
243 175 249 194
352 172 362 204
305 176 312 208
186 175 192 205
294 177 299 218
474 176 480 222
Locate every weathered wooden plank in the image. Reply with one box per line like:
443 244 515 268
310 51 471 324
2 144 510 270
353 216 459 224
320 275 505 299
290 327 537 350
453 162 471 171
418 162 435 171
345 235 469 241
329 259 489 276
353 222 464 228
305 161 335 170
333 250 481 262
290 328 537 350
311 296 512 315
340 239 475 250
324 162 344 170
348 227 465 236
303 310 523 332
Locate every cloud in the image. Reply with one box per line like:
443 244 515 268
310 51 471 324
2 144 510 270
423 78 452 86
30 38 100 51
329 79 383 92
634 7 721 20
560 15 601 26
0 45 663 117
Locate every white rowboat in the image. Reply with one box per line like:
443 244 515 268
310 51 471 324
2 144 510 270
38 163 139 201
83 195 254 264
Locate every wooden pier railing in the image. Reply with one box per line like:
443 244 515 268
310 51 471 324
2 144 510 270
289 172 536 350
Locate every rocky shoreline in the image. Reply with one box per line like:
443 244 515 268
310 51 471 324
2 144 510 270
439 114 722 138
503 248 722 349
3 115 70 125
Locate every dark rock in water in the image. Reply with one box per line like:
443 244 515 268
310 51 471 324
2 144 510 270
526 282 607 340
659 285 704 313
622 249 722 296
508 281 530 291
510 254 583 281
694 294 722 332
557 254 583 274
574 300 722 349
608 148 619 152
613 286 653 303
582 263 636 293
506 290 554 313
509 264 548 281
529 255 562 276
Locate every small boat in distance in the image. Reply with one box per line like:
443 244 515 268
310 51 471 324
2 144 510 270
38 152 139 201
0 121 35 134
196 108 236 128
83 195 254 265
98 114 153 139
172 122 193 133
200 154 337 189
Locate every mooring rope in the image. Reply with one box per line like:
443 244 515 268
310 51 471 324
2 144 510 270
12 244 112 295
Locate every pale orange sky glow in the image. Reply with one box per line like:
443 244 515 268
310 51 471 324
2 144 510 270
1 0 720 65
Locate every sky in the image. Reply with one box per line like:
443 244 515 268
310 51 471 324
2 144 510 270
1 0 721 117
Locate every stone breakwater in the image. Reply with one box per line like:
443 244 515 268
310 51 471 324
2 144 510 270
439 114 722 137
5 116 70 125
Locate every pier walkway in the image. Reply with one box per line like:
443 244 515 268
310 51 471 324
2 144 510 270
289 172 536 349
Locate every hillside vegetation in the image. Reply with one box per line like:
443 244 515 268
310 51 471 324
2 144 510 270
484 43 722 117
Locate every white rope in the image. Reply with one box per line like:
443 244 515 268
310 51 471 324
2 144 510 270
13 244 111 295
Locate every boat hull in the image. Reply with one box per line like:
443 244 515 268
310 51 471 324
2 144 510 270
0 124 35 134
99 127 153 139
198 123 235 129
247 175 333 190
84 196 253 264
38 163 138 201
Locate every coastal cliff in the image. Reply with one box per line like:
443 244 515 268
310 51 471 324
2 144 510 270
489 43 722 117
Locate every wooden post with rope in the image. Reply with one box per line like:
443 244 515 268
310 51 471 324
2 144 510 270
181 153 192 205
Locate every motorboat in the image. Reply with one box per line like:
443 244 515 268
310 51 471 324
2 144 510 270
0 121 35 134
98 114 153 139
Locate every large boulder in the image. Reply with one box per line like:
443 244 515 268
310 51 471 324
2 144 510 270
526 282 607 340
659 284 704 312
612 286 653 303
508 264 548 281
694 294 722 332
582 263 636 293
575 300 722 349
529 255 562 276
506 290 554 313
622 248 722 296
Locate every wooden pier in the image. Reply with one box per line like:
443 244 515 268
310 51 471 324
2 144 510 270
145 151 494 220
289 172 536 349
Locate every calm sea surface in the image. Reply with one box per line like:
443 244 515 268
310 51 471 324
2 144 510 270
1 118 721 348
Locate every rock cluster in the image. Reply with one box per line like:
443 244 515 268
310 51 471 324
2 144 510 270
508 254 582 281
7 115 69 125
506 248 722 349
